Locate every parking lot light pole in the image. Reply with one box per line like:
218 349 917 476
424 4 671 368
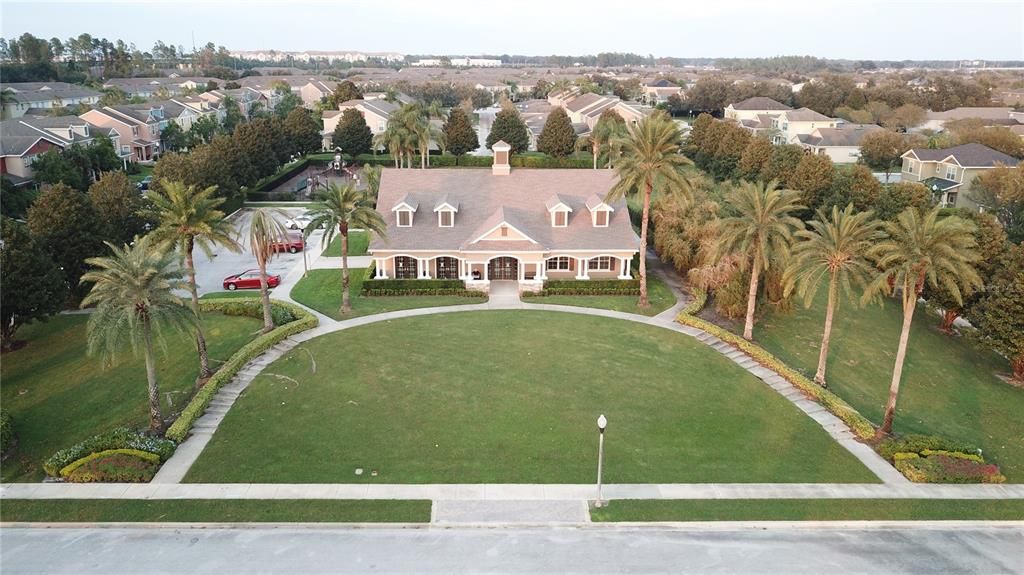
595 414 608 508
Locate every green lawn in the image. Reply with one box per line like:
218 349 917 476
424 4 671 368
127 165 153 184
291 268 486 320
590 499 1024 522
0 499 430 523
200 291 275 299
526 276 676 317
186 311 877 484
319 231 370 257
0 313 262 482
727 290 1024 482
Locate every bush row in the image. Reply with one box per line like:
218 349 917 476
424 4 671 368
165 299 318 443
59 448 160 478
201 298 299 327
362 289 480 297
542 279 640 290
347 153 592 169
246 191 298 202
253 158 313 191
680 287 708 316
675 312 877 440
43 428 176 477
361 278 465 292
66 451 160 483
524 288 640 296
876 434 981 461
895 452 1006 484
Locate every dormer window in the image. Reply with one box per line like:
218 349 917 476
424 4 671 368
397 210 412 227
546 194 573 227
595 211 608 226
439 210 453 227
554 211 567 227
585 194 614 228
392 195 419 227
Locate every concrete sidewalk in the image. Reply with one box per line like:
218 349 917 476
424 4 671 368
4 482 1022 501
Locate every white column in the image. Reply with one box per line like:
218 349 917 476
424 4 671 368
577 258 589 280
421 258 431 279
538 260 547 281
375 258 387 279
518 260 525 281
484 261 489 281
618 257 630 279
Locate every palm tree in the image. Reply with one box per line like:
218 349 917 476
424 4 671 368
373 126 404 169
305 183 387 314
80 235 196 433
360 164 382 204
145 182 240 380
865 207 981 437
589 111 627 169
714 180 804 341
247 208 291 333
606 112 692 308
785 204 883 386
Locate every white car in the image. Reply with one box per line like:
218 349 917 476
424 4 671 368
283 213 323 230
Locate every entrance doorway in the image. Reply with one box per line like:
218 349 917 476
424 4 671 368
488 257 518 280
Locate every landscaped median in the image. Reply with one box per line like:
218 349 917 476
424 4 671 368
0 499 431 523
165 298 318 443
589 499 1024 522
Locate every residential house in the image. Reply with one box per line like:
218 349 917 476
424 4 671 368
238 75 338 109
917 107 1013 132
101 77 219 99
171 95 222 124
900 143 1019 209
723 97 792 123
0 115 123 185
796 123 885 163
771 107 838 145
1 82 101 119
368 142 639 293
80 104 169 162
641 79 683 105
200 87 268 119
321 98 400 150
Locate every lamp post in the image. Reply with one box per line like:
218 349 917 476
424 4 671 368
595 414 608 508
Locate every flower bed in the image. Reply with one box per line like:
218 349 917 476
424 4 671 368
164 299 318 443
680 287 708 316
65 450 161 483
43 428 175 478
895 452 1006 484
675 312 876 440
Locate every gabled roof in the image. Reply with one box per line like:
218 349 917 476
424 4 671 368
728 97 792 111
565 93 612 113
799 124 884 147
545 194 573 211
0 118 63 156
782 107 832 122
433 194 459 212
904 143 1020 168
585 194 614 211
467 206 538 246
391 193 419 211
645 79 678 88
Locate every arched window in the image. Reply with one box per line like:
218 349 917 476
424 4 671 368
435 257 459 279
395 256 418 279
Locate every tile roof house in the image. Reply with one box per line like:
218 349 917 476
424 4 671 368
641 79 683 105
1 82 101 119
901 143 1020 209
368 142 639 293
321 98 401 150
723 97 792 122
796 123 885 163
0 115 122 185
770 107 839 145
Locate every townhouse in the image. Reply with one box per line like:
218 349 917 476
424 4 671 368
80 104 169 162
321 98 400 150
795 123 885 163
0 115 123 185
900 143 1019 209
1 82 101 119
641 79 683 105
770 107 838 145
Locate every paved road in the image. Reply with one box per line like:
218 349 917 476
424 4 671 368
472 107 498 156
191 208 326 296
2 525 1021 574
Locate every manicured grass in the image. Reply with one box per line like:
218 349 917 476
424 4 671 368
186 311 877 484
525 276 675 317
590 499 1024 522
0 313 262 482
200 291 274 299
291 268 486 320
127 165 153 184
728 290 1024 482
0 499 431 523
319 231 370 257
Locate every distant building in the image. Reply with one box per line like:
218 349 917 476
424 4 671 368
917 107 1014 132
900 143 1019 209
723 97 792 123
1 82 101 119
0 115 123 185
796 123 885 164
641 79 683 105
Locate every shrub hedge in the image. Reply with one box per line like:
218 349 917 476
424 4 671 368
675 312 877 440
254 158 314 191
876 434 981 461
164 299 318 443
201 297 299 326
347 153 591 169
43 428 176 477
359 278 478 297
895 452 1006 484
0 410 13 454
66 451 161 483
59 448 160 478
680 287 708 316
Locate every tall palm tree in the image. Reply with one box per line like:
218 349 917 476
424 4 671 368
360 164 382 204
80 235 196 433
865 207 981 437
305 183 387 314
605 112 692 308
589 112 627 169
145 182 240 380
785 204 883 386
373 125 405 168
247 208 291 333
714 180 804 341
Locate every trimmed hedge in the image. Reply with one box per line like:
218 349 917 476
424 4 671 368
60 448 160 478
254 158 316 192
165 299 318 443
680 287 708 316
347 153 591 169
895 452 1006 484
877 434 981 461
66 451 160 483
43 428 176 478
0 410 13 454
359 278 477 297
675 312 877 440
201 298 299 327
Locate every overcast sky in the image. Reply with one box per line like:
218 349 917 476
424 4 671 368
2 0 1022 61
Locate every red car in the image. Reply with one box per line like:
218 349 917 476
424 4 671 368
223 270 281 291
272 233 305 254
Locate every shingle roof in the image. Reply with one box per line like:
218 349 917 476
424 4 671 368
1 82 100 104
907 143 1020 168
728 97 792 111
565 93 610 113
799 124 884 147
371 169 638 252
783 107 832 122
925 107 1012 121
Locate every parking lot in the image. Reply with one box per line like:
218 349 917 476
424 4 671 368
190 207 326 297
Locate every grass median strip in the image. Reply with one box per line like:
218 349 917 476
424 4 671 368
0 499 431 523
590 499 1024 522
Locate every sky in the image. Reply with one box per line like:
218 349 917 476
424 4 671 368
2 0 1023 61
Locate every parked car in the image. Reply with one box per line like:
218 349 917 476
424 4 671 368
283 213 324 230
136 176 153 191
272 233 305 254
222 270 281 290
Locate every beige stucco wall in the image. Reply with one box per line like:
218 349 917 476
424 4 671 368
369 250 635 282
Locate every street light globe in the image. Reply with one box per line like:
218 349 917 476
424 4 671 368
597 414 608 431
